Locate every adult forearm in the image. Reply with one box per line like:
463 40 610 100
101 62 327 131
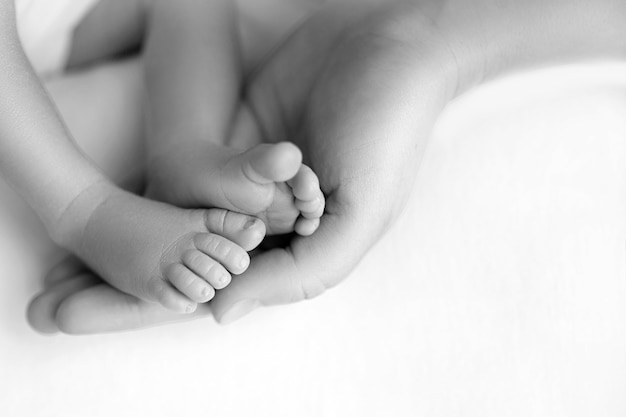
430 0 626 95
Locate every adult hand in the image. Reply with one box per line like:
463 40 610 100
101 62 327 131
29 0 460 333
212 0 458 322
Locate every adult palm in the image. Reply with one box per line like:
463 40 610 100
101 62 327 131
31 0 458 333
213 1 455 321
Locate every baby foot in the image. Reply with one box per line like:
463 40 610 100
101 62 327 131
147 141 325 236
59 183 265 313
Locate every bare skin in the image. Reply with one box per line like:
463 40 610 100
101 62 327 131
29 0 626 333
143 0 324 236
146 140 325 236
63 183 266 312
28 0 452 332
68 0 326 236
0 0 265 314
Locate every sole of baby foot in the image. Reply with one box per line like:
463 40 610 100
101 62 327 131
146 140 325 236
223 142 326 235
67 186 265 313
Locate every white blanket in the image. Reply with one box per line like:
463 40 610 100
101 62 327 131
16 0 99 75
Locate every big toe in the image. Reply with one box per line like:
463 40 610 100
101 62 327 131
240 142 303 184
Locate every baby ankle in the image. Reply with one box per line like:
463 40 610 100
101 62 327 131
49 180 118 249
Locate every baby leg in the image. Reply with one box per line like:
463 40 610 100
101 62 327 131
45 61 265 314
67 0 326 236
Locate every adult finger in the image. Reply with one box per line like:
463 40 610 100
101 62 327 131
27 273 101 334
44 255 88 287
211 204 375 323
52 280 212 335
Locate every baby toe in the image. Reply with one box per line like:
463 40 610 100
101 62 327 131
203 209 266 251
289 165 321 201
296 192 326 219
295 217 321 237
147 276 198 314
194 233 251 275
242 142 303 184
165 263 216 303
182 249 232 290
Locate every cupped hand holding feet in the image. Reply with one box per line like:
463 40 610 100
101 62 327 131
29 1 459 333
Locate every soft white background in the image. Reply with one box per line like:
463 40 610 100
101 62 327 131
2 62 626 416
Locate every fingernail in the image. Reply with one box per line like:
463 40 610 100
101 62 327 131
239 257 249 270
219 299 260 324
201 287 211 298
244 219 257 230
218 273 229 285
185 304 197 314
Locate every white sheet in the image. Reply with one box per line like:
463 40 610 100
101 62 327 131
16 0 100 76
1 62 626 416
